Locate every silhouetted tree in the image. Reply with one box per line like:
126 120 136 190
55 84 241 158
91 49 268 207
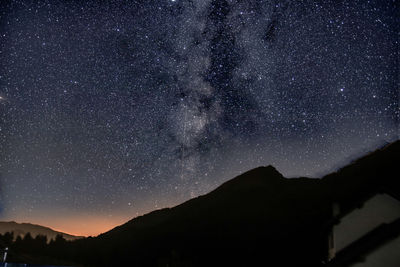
21 232 35 253
35 234 47 246
13 235 23 250
48 234 67 259
0 232 14 246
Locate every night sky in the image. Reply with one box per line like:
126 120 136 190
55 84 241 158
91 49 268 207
0 0 398 236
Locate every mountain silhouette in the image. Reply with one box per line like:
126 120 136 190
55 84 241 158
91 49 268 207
4 141 399 266
0 221 83 241
61 141 396 267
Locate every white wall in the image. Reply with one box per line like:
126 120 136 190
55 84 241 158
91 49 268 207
334 194 400 252
350 235 400 267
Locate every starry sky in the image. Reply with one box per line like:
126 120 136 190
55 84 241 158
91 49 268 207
0 0 398 236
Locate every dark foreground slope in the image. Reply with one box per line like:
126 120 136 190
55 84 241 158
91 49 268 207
6 141 399 266
66 141 398 267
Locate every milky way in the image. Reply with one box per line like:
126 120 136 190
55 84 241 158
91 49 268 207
0 0 398 235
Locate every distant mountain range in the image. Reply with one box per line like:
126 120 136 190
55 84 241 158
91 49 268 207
0 221 83 241
4 141 399 266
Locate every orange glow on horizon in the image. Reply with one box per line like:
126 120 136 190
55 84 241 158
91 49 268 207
9 214 134 237
4 200 180 237
46 216 129 237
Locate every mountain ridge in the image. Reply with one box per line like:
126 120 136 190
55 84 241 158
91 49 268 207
4 140 399 266
0 221 84 241
98 140 399 238
87 140 398 266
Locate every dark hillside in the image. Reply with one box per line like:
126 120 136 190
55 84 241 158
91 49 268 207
5 141 399 267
